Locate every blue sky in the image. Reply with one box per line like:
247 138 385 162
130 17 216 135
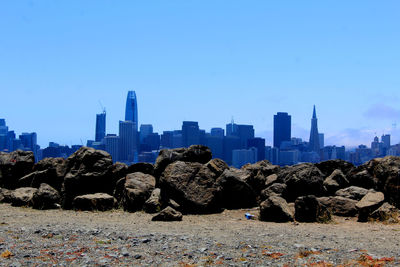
1 1 400 148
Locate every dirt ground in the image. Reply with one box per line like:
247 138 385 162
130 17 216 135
0 203 399 266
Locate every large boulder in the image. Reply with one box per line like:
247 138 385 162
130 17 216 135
111 162 128 184
154 145 212 177
369 202 399 222
317 196 358 217
241 161 280 194
356 191 385 222
316 160 354 177
278 163 326 202
0 150 35 189
73 193 116 211
206 158 229 176
32 157 66 190
144 188 162 213
295 195 331 223
11 187 38 207
323 169 349 195
31 183 60 210
122 172 156 212
0 187 13 203
159 161 221 214
259 196 294 222
127 162 154 176
216 169 257 209
335 186 370 201
61 147 114 209
152 206 183 221
260 183 287 201
347 167 376 189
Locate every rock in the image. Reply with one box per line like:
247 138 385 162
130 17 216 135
127 162 154 176
31 157 66 191
259 196 294 222
317 196 358 217
216 169 257 209
159 161 221 214
316 160 354 177
11 187 38 207
154 145 212 177
335 186 370 201
206 158 229 176
152 206 183 221
111 162 128 183
356 191 385 222
61 147 114 209
265 174 278 188
168 199 181 211
260 183 287 201
278 164 326 202
369 202 399 222
113 177 126 203
241 160 280 194
72 193 116 211
144 188 162 213
122 172 156 212
0 150 35 189
0 187 13 203
323 169 349 195
295 195 331 223
347 167 376 189
31 183 60 210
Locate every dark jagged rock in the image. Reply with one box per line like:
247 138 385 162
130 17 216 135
144 188 162 213
316 160 354 177
61 147 114 209
152 206 183 221
31 183 60 210
0 150 35 189
11 187 38 207
356 191 385 222
347 167 376 190
317 196 358 217
259 196 294 222
295 195 331 223
241 160 280 194
154 145 212 177
323 169 349 195
122 172 156 212
159 161 221 214
216 168 257 209
111 162 128 183
206 158 229 176
27 157 67 191
0 187 13 203
265 174 278 188
335 186 370 201
73 193 116 211
127 162 154 176
369 202 399 222
260 183 287 201
278 163 326 202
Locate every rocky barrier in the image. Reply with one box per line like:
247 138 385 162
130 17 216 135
1 145 399 223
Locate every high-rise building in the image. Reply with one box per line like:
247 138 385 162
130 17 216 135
161 131 174 148
125 91 138 132
247 137 265 162
205 134 224 159
211 128 224 138
104 134 120 162
140 124 153 143
382 134 391 149
119 120 137 163
95 111 106 142
309 105 320 153
273 112 291 148
319 133 324 149
182 121 200 147
223 135 241 165
225 122 254 149
232 148 257 168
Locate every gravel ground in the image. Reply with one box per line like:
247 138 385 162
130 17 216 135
0 203 399 266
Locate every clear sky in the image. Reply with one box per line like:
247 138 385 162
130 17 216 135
1 1 400 148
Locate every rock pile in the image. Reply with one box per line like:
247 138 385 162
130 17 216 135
0 146 399 223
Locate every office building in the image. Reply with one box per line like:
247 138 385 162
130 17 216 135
232 148 257 168
119 120 137 163
182 121 200 147
247 137 265 162
104 134 120 162
140 124 153 143
273 112 291 148
125 91 138 132
309 105 320 153
95 111 106 142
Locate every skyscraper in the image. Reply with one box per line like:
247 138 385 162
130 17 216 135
119 120 137 163
125 91 138 131
273 112 291 148
309 105 320 153
182 121 200 147
95 111 106 142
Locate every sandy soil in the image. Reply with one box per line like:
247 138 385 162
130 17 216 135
0 203 399 266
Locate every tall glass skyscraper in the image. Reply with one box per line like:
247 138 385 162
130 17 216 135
95 111 106 142
309 105 320 153
273 112 291 148
125 91 138 131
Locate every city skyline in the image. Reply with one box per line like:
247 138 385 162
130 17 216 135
1 1 400 147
